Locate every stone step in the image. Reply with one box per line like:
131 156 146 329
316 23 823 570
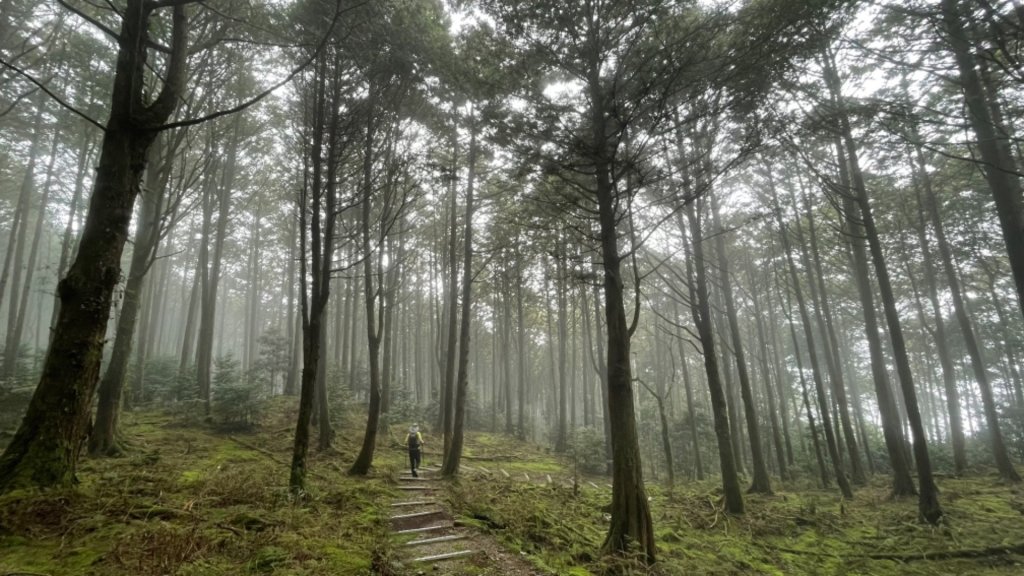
404 534 468 547
390 500 436 507
394 523 452 536
390 509 445 521
410 549 479 563
398 476 436 482
398 485 434 491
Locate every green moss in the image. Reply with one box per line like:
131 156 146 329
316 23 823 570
322 544 373 572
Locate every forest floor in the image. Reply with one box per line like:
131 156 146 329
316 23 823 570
0 400 1023 575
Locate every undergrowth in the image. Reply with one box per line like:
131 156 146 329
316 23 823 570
0 398 398 576
443 436 1024 576
3 406 1024 576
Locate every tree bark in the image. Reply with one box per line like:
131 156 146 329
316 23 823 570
90 134 168 456
746 261 788 480
826 77 943 516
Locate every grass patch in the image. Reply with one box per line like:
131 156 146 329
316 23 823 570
3 406 1024 575
444 436 1024 575
0 402 397 576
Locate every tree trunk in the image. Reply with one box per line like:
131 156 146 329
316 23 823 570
685 200 744 514
798 185 865 484
0 0 186 493
768 165 853 500
597 167 654 562
786 309 830 488
907 137 969 473
827 72 943 516
4 124 60 377
350 105 383 476
763 277 796 467
516 267 528 440
440 130 459 457
1 107 47 379
555 248 569 453
940 0 1024 324
916 141 1021 483
711 191 771 494
442 114 478 477
197 118 239 412
90 134 168 456
746 261 788 480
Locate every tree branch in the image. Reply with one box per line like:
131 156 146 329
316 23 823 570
156 0 359 132
0 58 105 131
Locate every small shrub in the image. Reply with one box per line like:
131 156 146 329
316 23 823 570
211 381 265 431
569 426 606 475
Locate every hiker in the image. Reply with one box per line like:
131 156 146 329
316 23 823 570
407 424 424 477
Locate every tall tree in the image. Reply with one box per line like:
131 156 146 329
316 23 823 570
822 49 943 520
939 0 1024 325
0 0 187 492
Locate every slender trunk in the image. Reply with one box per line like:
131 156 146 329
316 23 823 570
503 277 514 435
285 216 299 395
763 277 796 467
592 265 612 473
442 113 478 477
4 125 60 376
768 166 853 499
916 141 1021 483
516 269 528 440
675 294 704 480
197 118 239 412
350 105 383 476
685 200 744 513
800 185 865 484
711 191 771 493
441 130 459 457
907 138 968 473
787 310 830 488
1 113 49 379
555 249 569 452
826 51 943 515
179 205 207 377
746 261 788 480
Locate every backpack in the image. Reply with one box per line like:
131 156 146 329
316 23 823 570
407 432 421 451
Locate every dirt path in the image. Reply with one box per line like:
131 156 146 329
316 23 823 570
388 466 545 575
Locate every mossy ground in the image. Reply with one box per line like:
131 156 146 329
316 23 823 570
445 445 1024 576
3 410 1024 576
0 399 402 576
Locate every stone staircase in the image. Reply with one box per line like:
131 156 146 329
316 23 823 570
389 466 481 569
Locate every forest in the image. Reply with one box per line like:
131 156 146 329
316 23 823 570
1 0 1024 574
